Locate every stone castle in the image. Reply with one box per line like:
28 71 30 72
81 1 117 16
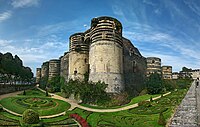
36 16 172 94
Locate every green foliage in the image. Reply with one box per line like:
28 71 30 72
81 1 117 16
23 90 26 95
0 105 3 111
146 73 163 94
22 109 39 124
39 76 48 90
62 79 110 105
138 100 151 107
150 96 153 102
45 90 48 96
0 52 33 85
48 76 65 92
158 112 166 125
162 79 177 91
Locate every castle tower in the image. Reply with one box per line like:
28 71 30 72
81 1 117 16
162 66 172 79
36 68 41 83
48 59 60 80
146 57 161 77
41 61 49 78
89 16 124 93
68 33 89 80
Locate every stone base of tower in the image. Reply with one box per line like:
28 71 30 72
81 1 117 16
89 72 124 93
68 74 85 81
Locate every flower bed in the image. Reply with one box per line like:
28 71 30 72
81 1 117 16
69 113 90 127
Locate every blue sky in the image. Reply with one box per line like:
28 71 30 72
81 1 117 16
0 0 200 75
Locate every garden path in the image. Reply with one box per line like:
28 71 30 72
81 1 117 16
37 86 171 112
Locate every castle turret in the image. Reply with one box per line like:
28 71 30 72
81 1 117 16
36 68 41 83
162 66 172 79
68 33 89 80
48 59 60 80
89 16 124 93
146 57 161 77
41 61 49 79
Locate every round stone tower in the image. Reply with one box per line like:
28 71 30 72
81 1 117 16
48 59 60 80
41 61 49 78
68 33 89 80
146 57 161 77
89 16 124 93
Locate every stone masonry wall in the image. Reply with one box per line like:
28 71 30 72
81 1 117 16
169 81 198 127
0 84 35 95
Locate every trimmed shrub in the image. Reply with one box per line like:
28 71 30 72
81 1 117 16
0 105 3 111
22 109 39 124
158 112 166 125
23 90 26 95
150 96 153 102
138 101 151 107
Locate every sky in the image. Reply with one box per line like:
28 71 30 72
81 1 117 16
0 0 200 76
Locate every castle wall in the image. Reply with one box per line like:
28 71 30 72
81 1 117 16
68 33 89 81
60 52 69 81
89 41 124 93
41 61 49 78
48 59 60 80
36 68 41 83
0 84 35 95
68 51 89 80
89 17 124 93
123 38 146 96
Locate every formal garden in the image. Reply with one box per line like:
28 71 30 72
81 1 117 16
0 88 78 127
0 86 189 127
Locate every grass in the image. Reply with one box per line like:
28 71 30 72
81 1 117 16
80 93 161 109
67 89 188 127
0 96 71 116
0 87 188 127
18 88 46 97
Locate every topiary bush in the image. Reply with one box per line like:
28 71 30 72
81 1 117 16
158 112 166 125
0 105 3 111
22 109 40 124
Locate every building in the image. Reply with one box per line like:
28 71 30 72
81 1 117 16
172 72 179 79
189 69 200 80
162 66 172 79
41 61 49 78
36 68 41 83
60 52 69 81
48 59 60 80
146 57 161 77
37 16 146 94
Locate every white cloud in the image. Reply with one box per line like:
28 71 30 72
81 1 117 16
11 0 40 8
0 11 12 22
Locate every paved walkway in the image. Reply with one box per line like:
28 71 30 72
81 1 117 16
169 81 198 127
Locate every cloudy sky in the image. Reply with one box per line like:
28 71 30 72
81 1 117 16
0 0 200 75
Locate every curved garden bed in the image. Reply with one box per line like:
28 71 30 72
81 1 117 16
0 96 71 116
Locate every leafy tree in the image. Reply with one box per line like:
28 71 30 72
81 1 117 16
146 73 163 94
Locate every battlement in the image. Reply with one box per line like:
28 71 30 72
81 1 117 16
69 33 89 52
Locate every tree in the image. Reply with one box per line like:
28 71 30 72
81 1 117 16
146 73 163 94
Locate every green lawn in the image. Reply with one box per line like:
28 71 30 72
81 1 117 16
0 88 188 127
67 89 187 127
0 96 71 116
80 93 160 109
